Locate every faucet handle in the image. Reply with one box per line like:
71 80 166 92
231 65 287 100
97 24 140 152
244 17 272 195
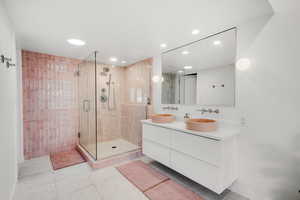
184 113 191 122
184 113 190 118
162 106 170 110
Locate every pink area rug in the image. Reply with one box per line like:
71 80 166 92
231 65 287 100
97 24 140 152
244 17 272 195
145 180 203 200
116 160 169 192
50 149 86 170
117 161 204 200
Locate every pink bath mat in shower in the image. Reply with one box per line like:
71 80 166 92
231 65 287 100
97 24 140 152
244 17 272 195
50 149 86 170
116 160 169 192
145 180 204 200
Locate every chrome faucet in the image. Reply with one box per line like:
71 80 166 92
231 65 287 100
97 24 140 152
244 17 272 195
197 108 220 114
209 108 220 114
184 113 191 122
162 106 178 111
197 108 209 114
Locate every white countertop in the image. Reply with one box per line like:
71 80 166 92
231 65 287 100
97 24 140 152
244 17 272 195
141 119 240 141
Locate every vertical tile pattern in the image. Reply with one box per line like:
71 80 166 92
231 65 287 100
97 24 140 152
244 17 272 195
121 104 146 146
96 59 152 146
97 64 125 142
22 51 152 160
22 50 80 160
78 60 97 158
124 58 152 105
120 59 152 146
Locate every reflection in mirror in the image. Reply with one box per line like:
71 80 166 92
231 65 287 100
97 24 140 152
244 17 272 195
161 28 236 106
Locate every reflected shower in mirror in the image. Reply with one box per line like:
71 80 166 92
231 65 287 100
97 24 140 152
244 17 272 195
161 28 236 106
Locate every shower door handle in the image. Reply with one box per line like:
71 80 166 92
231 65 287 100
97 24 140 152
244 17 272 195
83 100 90 112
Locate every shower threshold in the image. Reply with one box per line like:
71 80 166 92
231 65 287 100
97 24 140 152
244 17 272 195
77 139 142 169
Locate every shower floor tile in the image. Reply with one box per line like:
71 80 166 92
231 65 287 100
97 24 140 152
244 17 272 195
97 139 140 159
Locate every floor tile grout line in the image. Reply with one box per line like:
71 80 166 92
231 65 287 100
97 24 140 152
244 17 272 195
16 155 247 200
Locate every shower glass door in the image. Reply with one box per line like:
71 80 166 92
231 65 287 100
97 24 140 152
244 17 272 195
78 53 97 159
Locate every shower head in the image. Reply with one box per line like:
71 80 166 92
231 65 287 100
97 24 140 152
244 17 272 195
101 67 110 76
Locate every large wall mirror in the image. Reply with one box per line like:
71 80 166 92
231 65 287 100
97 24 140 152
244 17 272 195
161 28 236 106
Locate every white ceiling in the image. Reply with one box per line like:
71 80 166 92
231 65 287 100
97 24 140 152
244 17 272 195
162 28 236 73
268 0 300 13
3 0 273 65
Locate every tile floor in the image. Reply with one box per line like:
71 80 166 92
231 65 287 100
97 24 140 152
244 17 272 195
14 156 248 200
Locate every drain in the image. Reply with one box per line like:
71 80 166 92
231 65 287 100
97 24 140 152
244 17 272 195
112 146 117 149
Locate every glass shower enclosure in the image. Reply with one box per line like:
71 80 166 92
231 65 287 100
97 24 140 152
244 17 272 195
78 51 151 160
78 53 98 159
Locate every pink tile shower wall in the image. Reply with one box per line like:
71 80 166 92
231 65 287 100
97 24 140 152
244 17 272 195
124 58 152 105
97 64 125 142
22 50 80 160
121 104 147 146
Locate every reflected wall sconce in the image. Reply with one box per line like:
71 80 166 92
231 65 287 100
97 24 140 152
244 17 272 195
152 75 163 83
212 84 225 88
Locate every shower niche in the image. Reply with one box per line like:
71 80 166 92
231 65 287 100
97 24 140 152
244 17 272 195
78 52 152 161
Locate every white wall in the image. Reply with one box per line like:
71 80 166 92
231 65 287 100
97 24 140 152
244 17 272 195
0 1 18 200
16 48 24 163
197 65 235 106
233 11 300 200
152 8 300 200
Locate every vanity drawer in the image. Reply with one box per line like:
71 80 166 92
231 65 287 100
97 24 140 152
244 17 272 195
171 130 221 166
143 140 170 166
170 150 219 193
143 124 171 147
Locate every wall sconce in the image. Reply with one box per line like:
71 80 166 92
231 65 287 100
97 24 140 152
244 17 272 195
236 58 251 71
6 62 16 68
152 75 163 83
1 54 15 69
212 84 225 88
1 54 11 63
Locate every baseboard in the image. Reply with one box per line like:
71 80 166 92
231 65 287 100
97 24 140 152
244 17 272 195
10 180 17 200
76 144 143 169
229 184 251 200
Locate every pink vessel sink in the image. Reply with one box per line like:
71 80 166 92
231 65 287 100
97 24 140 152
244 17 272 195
151 114 175 123
185 118 217 132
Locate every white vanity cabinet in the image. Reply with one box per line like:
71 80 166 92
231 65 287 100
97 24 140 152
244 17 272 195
142 120 239 194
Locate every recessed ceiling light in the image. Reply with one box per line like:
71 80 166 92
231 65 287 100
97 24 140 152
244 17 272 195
184 66 193 69
160 43 167 48
192 29 200 35
110 57 118 62
121 60 127 64
182 50 190 55
177 70 184 73
213 40 222 46
67 38 86 46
